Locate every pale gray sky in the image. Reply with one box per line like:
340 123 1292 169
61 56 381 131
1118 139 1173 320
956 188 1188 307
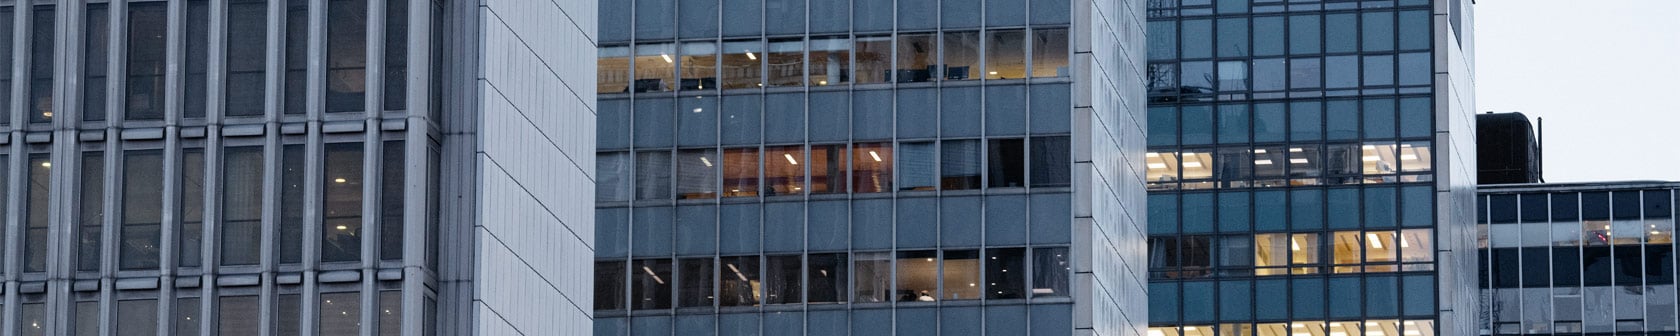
1475 0 1680 183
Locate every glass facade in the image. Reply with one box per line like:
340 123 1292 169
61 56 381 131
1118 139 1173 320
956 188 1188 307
1477 184 1679 335
595 0 1149 334
1144 0 1476 335
0 0 448 334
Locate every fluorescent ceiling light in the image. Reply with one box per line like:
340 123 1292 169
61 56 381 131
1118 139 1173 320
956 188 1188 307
784 153 799 165
660 54 673 63
1368 233 1384 249
1255 159 1274 165
1363 156 1381 161
1290 158 1309 164
1401 154 1419 160
700 156 713 167
745 51 757 60
1253 149 1268 154
869 151 882 162
1184 161 1203 168
1290 147 1303 152
1148 163 1168 169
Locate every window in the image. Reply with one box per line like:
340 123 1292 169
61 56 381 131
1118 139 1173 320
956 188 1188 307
896 33 936 83
634 43 677 93
1182 19 1212 58
764 146 805 196
1217 61 1247 92
1254 58 1285 92
220 295 259 333
600 46 631 93
75 301 98 336
811 145 846 194
180 149 206 267
1291 58 1321 89
766 255 802 304
986 29 1026 79
597 152 631 202
941 140 981 190
326 0 367 112
27 6 53 123
988 139 1025 188
78 152 105 272
854 36 891 84
1255 233 1288 275
1332 231 1362 273
808 253 847 303
635 151 673 200
633 259 673 309
676 149 718 199
226 0 268 116
83 3 109 121
1366 231 1399 268
853 142 893 193
323 143 365 263
855 252 893 303
986 248 1026 299
1400 229 1433 265
320 292 361 335
1032 28 1069 78
117 300 158 336
1216 147 1252 188
595 261 627 310
1033 247 1071 297
283 294 308 334
1326 13 1357 53
380 141 404 260
121 150 164 270
678 258 714 307
810 37 850 86
943 250 981 300
944 31 981 81
721 40 762 90
1031 136 1071 187
719 256 761 306
383 0 407 110
722 148 759 197
223 146 264 266
284 0 307 114
175 298 200 335
766 39 803 87
1217 18 1248 58
280 145 306 264
0 7 10 124
897 250 938 302
185 0 209 118
1218 235 1253 270
19 302 43 335
679 42 717 91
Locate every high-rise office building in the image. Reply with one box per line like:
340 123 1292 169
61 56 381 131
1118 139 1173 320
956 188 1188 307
0 0 598 334
1478 182 1679 335
591 0 1149 334
1142 0 1478 335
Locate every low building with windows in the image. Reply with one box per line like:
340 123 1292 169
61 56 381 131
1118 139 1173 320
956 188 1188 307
591 0 1150 334
1476 181 1680 335
0 0 597 334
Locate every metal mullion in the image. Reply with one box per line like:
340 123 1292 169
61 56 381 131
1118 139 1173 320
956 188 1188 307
399 0 431 333
360 2 387 334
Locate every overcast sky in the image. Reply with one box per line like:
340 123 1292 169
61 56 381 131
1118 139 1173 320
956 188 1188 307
1474 0 1680 183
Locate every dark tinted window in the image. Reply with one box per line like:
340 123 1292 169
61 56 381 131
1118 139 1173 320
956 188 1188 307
327 0 368 112
1647 190 1673 218
222 146 264 266
285 0 307 114
126 3 166 120
384 0 407 110
381 141 405 260
78 151 105 272
185 0 209 118
1519 193 1548 223
280 145 305 264
27 6 53 123
226 0 268 116
120 150 164 270
1488 194 1517 224
83 4 109 121
323 143 365 262
1552 192 1579 221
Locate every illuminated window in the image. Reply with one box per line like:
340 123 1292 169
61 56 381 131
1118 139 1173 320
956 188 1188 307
1031 28 1069 78
1255 233 1288 275
810 145 846 194
896 33 936 83
985 29 1026 79
722 148 759 197
810 37 850 86
1253 146 1287 187
319 292 361 335
1147 151 1179 190
1399 141 1433 182
852 142 893 193
1365 231 1399 271
719 256 761 307
897 250 939 302
633 43 677 92
1332 231 1362 273
1181 150 1215 189
854 36 892 84
943 31 981 81
678 42 717 91
854 252 893 303
943 250 981 300
322 143 364 263
1291 233 1321 274
721 40 762 90
1288 145 1322 186
766 38 803 87
601 46 631 93
763 146 806 196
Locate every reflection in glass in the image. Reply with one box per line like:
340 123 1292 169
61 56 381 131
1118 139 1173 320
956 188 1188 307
811 145 846 194
117 299 158 336
84 4 109 121
766 39 803 87
943 250 980 300
28 6 53 123
678 258 714 308
283 0 307 114
1034 247 1071 297
985 29 1026 79
325 0 367 113
808 253 848 303
180 149 206 267
897 250 938 302
766 255 802 304
220 296 259 334
121 150 164 270
719 256 762 306
0 7 10 123
722 148 760 197
1216 147 1252 188
634 43 677 92
854 36 892 84
1325 144 1361 184
600 46 631 93
596 152 632 202
943 31 981 80
763 146 806 196
78 151 105 272
721 40 762 90
1217 61 1247 92
853 142 893 193
319 292 361 335
679 42 717 91
896 33 936 83
185 0 210 118
1030 136 1071 187
126 3 166 120
632 259 673 310
1032 28 1069 78
635 151 673 200
855 252 893 303
810 37 850 86
1363 143 1399 183
941 140 982 190
676 149 719 199
223 147 265 266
